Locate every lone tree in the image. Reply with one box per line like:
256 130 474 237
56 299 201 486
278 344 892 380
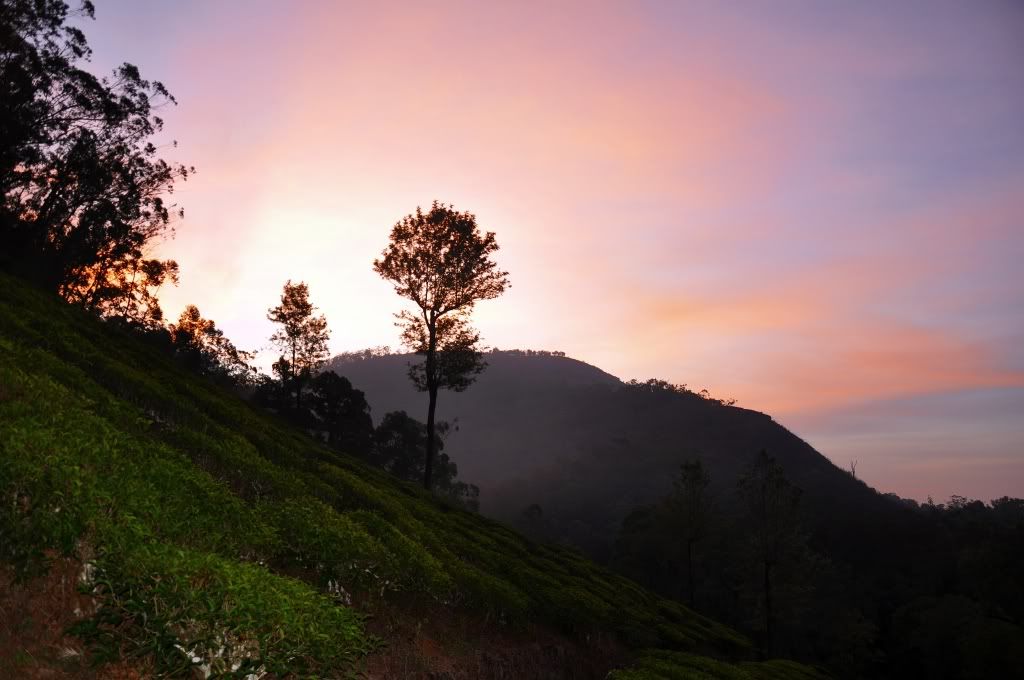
373 201 509 490
267 280 330 410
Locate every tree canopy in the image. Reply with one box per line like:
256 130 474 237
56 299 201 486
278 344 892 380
373 201 509 489
267 280 330 410
169 304 255 384
307 371 374 454
372 410 480 511
0 0 191 301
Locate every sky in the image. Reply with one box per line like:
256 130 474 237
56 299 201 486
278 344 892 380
80 1 1024 502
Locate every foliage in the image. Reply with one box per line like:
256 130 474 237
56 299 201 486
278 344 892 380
0 0 191 300
62 253 180 328
72 538 373 678
373 200 509 489
307 370 374 453
625 378 737 406
328 345 394 366
614 445 1024 679
372 410 480 511
169 303 256 385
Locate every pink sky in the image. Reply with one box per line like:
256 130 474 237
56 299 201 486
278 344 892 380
83 1 1024 501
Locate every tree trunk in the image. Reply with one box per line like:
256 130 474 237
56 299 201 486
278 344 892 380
292 343 300 410
424 384 437 490
423 319 438 490
763 560 773 658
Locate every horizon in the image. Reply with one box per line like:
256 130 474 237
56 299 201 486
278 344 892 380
76 0 1023 502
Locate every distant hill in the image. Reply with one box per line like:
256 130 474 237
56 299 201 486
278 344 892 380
327 350 619 482
328 350 891 557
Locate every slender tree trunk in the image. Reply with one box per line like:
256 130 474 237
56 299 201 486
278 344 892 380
425 384 437 490
687 538 695 608
423 319 438 490
292 342 300 410
763 560 773 658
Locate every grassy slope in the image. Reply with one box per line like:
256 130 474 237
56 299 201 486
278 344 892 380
0 273 826 679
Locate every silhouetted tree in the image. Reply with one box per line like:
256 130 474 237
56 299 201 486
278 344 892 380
169 304 255 384
372 410 429 482
373 201 509 490
737 450 803 656
307 371 373 453
372 410 479 510
267 280 329 410
0 0 192 295
667 459 713 608
61 253 179 328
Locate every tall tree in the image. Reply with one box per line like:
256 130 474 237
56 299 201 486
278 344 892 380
667 458 713 608
737 450 803 657
373 201 509 490
267 280 330 410
0 0 191 295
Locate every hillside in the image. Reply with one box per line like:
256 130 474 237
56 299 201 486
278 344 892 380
0 273 828 678
328 351 890 556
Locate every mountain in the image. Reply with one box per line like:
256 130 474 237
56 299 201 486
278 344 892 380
0 273 827 679
328 351 889 556
328 350 619 483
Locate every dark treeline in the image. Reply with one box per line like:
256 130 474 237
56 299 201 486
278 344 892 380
607 454 1024 679
489 348 568 358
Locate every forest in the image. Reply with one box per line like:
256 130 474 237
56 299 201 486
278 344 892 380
2 2 1022 679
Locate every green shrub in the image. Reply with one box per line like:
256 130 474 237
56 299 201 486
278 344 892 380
75 536 374 678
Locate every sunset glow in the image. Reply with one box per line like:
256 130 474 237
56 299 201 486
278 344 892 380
82 1 1023 501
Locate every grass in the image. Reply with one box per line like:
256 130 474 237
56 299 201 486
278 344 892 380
0 272 825 678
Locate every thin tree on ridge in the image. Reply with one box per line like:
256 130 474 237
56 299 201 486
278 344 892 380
267 280 330 410
737 450 803 657
667 458 713 609
373 201 509 490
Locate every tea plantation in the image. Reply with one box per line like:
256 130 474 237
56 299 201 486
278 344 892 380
0 273 827 678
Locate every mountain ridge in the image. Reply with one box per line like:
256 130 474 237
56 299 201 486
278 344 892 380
327 350 889 561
